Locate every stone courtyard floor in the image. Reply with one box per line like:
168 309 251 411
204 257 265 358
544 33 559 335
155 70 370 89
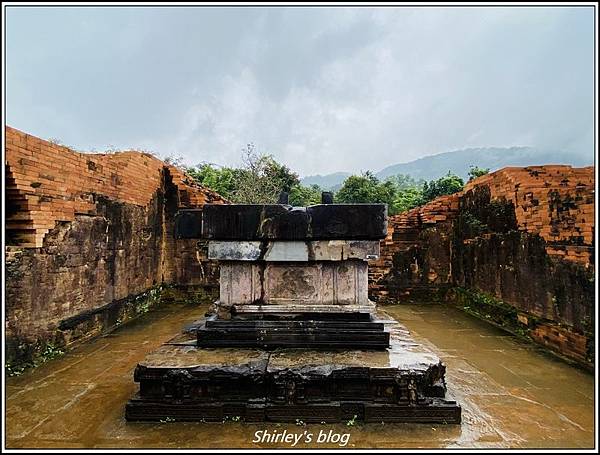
5 303 595 449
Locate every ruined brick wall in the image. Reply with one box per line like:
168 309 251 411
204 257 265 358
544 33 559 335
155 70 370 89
461 166 594 264
5 126 226 359
369 165 595 365
369 194 460 302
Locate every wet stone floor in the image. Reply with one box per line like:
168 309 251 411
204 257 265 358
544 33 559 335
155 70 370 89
5 303 595 449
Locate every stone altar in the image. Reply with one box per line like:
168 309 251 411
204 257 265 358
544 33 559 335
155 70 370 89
125 200 461 423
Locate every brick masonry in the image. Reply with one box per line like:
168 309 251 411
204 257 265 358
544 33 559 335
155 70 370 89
5 126 226 362
369 165 595 366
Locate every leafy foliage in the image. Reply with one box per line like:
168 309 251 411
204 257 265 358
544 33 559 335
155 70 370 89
289 183 323 206
336 171 396 206
186 164 241 201
421 171 464 203
468 165 490 181
393 186 425 214
336 172 427 215
185 144 470 213
187 143 299 204
384 173 425 191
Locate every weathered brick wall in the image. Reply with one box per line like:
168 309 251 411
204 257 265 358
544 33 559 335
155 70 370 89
5 126 226 360
368 194 460 302
369 165 595 366
462 166 594 261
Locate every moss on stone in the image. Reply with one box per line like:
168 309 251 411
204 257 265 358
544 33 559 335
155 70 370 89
449 287 537 341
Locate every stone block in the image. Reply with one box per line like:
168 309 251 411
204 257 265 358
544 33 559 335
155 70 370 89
195 203 388 240
219 261 369 308
207 240 380 262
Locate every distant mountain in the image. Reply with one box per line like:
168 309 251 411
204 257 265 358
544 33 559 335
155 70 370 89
375 147 592 181
300 171 351 191
300 147 593 189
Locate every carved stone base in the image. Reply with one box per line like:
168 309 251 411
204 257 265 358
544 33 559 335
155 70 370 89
125 316 461 424
125 399 461 424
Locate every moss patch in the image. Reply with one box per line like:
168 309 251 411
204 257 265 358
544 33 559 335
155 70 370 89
448 287 541 339
447 287 593 369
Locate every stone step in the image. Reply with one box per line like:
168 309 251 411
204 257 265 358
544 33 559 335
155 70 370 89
205 318 385 331
197 327 390 349
125 399 461 424
232 304 376 314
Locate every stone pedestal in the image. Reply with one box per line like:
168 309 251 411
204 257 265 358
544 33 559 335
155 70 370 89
125 316 461 423
198 236 387 348
126 202 461 423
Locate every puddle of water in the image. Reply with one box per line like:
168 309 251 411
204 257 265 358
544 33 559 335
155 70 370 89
6 303 595 449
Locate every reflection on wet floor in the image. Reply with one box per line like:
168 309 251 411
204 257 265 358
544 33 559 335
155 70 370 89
6 303 595 449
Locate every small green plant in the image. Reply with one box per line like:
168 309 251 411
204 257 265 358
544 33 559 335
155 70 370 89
346 415 358 426
159 416 176 423
231 415 241 422
5 340 65 376
40 343 64 362
295 419 305 426
136 300 151 315
6 363 26 377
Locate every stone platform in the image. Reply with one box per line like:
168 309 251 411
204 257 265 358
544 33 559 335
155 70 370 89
196 313 390 349
125 315 461 424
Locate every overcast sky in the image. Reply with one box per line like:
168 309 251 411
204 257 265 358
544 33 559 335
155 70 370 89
5 6 595 176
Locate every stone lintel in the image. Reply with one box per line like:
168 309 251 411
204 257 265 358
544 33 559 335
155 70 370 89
175 203 388 240
207 240 380 262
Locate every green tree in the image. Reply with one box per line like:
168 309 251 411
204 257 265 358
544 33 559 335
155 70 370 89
468 165 490 181
384 173 426 191
231 143 282 203
393 187 424 213
263 157 300 192
336 171 397 209
421 171 464 203
289 184 323 206
186 163 240 200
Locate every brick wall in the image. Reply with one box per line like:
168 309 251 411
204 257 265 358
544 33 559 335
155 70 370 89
5 126 224 247
5 126 226 360
369 193 461 302
369 165 595 366
462 166 594 259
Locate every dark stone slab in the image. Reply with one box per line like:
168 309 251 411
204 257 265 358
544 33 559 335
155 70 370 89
205 317 385 330
196 315 390 349
174 209 203 239
175 204 388 240
307 204 387 239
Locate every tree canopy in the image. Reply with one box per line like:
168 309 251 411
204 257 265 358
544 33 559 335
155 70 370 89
421 171 464 203
185 147 474 214
468 165 490 181
335 171 396 207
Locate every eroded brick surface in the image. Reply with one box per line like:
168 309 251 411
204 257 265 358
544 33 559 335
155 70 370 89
368 165 595 366
5 126 226 360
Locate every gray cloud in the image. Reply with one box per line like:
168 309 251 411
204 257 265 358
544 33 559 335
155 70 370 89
6 6 594 176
